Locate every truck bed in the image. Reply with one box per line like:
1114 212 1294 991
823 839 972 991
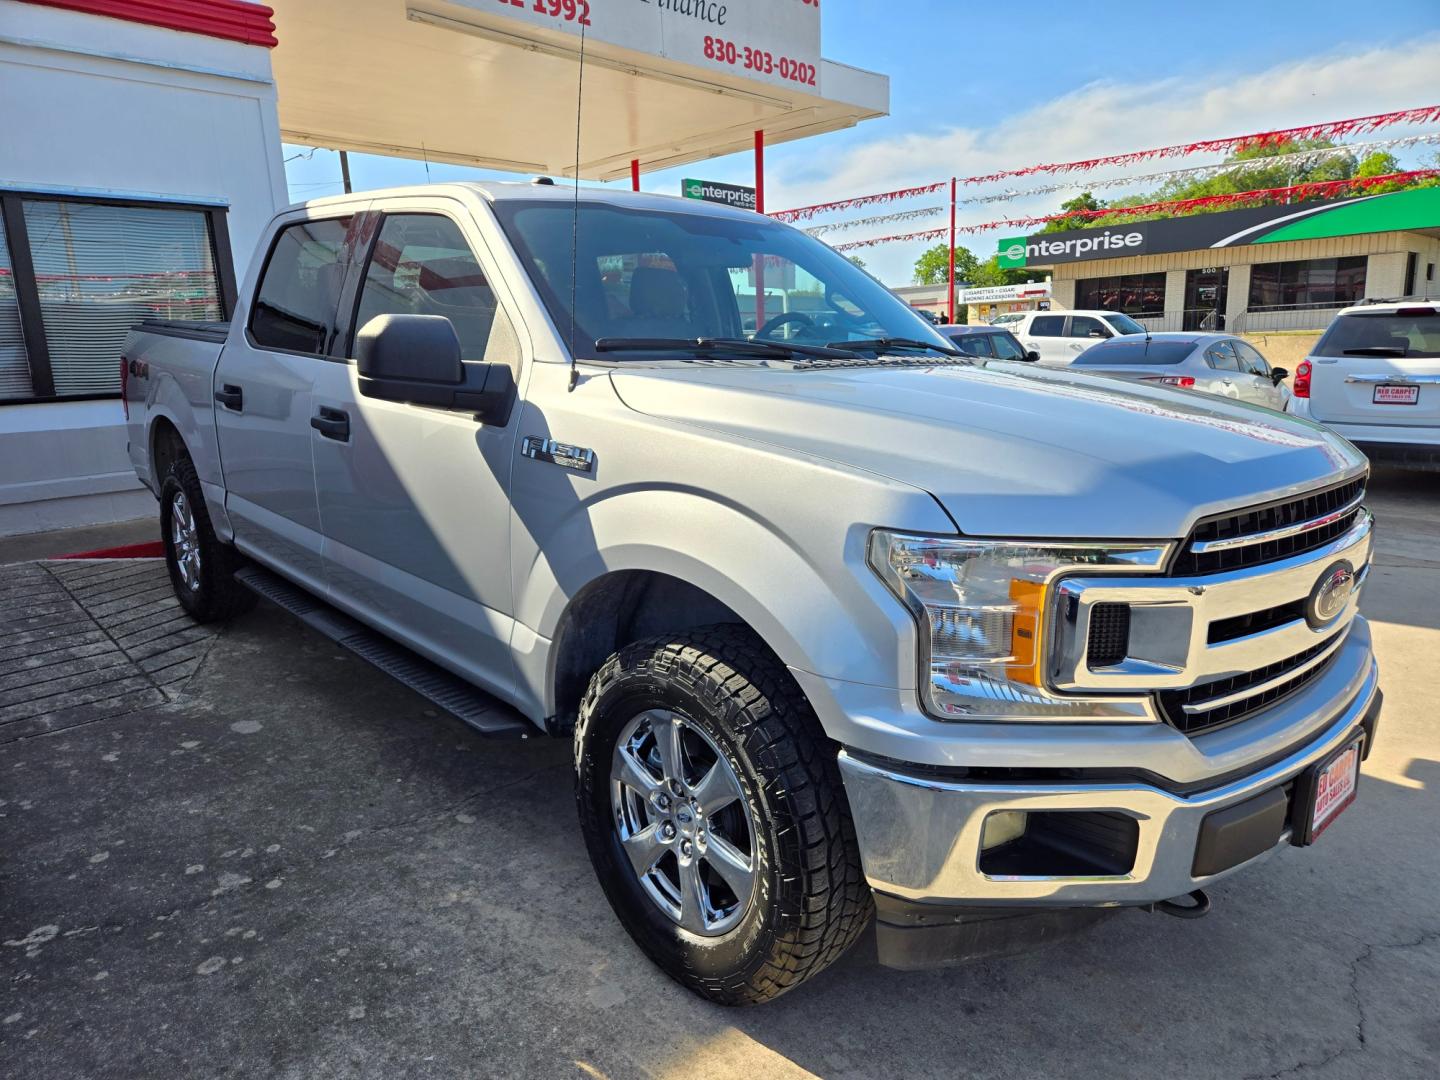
135 319 230 344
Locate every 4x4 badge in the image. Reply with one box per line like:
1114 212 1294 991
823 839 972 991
523 436 595 473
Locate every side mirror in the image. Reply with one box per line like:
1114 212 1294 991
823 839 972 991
1025 350 1041 362
1089 328 1110 339
355 314 514 425
1270 367 1289 385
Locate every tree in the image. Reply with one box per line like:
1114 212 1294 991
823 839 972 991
968 254 1034 288
1037 192 1107 233
846 254 868 271
913 243 981 285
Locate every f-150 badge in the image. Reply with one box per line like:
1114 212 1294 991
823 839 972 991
523 436 595 473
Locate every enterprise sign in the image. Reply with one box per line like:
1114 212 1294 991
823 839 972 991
996 188 1440 267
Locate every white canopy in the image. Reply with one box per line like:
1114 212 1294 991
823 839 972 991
269 0 889 181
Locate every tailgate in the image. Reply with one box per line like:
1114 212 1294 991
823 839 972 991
1308 308 1440 425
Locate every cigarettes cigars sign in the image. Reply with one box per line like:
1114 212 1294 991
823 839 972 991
451 0 822 91
996 187 1440 267
683 178 757 210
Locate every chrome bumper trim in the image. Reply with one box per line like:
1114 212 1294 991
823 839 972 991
1188 492 1364 555
838 657 1378 906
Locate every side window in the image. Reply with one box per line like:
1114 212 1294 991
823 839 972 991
1205 341 1240 371
352 214 520 372
1029 315 1065 336
249 217 351 354
1068 316 1108 339
949 334 993 357
989 333 1026 360
1235 341 1270 376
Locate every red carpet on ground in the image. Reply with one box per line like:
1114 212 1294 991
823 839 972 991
50 541 165 560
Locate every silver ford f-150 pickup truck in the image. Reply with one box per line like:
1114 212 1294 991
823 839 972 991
122 182 1381 1005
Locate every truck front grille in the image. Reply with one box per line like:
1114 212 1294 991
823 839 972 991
1174 476 1367 577
1157 636 1345 736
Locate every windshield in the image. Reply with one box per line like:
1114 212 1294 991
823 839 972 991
1314 310 1440 358
491 200 954 360
1102 313 1147 335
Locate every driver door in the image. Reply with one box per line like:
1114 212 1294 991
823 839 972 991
307 201 527 698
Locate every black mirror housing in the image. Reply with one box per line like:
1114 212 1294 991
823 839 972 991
356 314 462 384
355 313 515 426
1025 350 1041 362
1271 367 1289 384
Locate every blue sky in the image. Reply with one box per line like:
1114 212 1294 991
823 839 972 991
284 0 1440 284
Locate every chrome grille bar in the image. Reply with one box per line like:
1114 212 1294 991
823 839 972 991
1189 492 1364 555
1179 630 1348 715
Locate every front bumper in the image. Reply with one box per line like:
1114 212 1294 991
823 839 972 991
837 653 1380 907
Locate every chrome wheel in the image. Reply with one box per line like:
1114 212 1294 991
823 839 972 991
610 709 756 937
170 489 202 592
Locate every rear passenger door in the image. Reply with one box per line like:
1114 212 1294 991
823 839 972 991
214 211 359 591
1021 314 1070 365
308 203 526 699
1201 341 1244 401
1065 316 1112 361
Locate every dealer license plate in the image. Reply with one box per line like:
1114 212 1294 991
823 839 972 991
1307 739 1362 841
1373 384 1419 404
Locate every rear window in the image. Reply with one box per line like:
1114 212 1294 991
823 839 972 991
1314 310 1440 358
1071 339 1194 365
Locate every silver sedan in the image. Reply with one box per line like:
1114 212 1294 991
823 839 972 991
1066 332 1292 411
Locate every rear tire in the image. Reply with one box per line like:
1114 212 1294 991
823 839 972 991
574 625 872 1005
159 455 255 623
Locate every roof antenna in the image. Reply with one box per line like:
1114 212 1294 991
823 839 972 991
421 141 432 184
567 19 587 392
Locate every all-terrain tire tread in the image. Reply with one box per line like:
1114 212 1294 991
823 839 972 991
575 624 872 1005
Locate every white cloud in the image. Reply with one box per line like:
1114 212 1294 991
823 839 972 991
774 36 1440 282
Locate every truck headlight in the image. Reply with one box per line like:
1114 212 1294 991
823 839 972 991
868 531 1169 721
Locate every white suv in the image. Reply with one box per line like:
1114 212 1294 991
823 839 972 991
1290 301 1440 468
1012 309 1148 365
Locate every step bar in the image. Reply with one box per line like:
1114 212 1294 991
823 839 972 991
235 565 532 739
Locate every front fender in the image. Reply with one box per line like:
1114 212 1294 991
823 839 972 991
513 479 952 719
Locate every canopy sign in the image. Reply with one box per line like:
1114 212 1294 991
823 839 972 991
451 0 823 91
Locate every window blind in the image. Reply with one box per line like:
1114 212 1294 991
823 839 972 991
0 222 33 399
22 200 221 396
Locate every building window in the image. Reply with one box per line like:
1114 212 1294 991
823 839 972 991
0 192 233 403
1247 256 1366 312
1075 273 1166 317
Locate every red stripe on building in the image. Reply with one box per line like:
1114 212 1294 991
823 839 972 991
20 0 278 48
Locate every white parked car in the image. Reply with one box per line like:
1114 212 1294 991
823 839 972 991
1290 301 1440 469
1012 309 1148 365
988 312 1026 329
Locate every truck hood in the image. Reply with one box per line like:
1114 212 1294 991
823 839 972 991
608 361 1365 539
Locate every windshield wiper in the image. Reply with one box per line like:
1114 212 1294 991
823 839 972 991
824 337 962 357
593 336 852 359
1342 346 1409 356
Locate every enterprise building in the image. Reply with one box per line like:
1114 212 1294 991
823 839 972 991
995 187 1440 334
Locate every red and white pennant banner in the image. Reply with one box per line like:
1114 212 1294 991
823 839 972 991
828 170 1440 251
774 105 1440 222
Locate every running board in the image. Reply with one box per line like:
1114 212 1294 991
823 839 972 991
234 565 533 739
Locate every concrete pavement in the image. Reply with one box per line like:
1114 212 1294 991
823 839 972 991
2 465 1437 1079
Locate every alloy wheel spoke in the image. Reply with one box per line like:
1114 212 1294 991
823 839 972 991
702 833 754 899
621 822 666 878
614 745 661 797
652 713 685 787
689 759 742 816
677 856 709 932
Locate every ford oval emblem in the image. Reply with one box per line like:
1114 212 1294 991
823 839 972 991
1306 561 1355 629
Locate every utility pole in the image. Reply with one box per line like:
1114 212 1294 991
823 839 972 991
339 150 352 194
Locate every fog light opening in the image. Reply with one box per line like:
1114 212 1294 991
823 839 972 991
978 810 1140 878
980 810 1028 851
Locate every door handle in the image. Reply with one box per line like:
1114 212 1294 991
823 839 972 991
214 384 244 411
310 406 350 441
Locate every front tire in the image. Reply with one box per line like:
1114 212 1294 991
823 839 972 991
159 455 255 623
574 626 872 1005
